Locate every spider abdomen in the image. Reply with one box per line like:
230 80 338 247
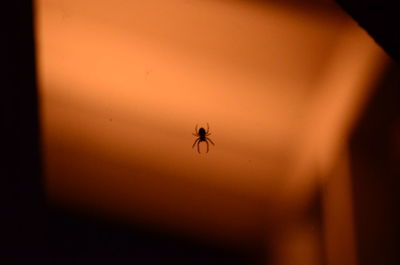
198 127 207 140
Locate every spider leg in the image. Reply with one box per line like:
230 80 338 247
192 138 199 148
206 140 209 153
192 133 198 136
206 123 210 133
206 137 215 145
197 140 201 153
206 132 211 136
195 124 198 133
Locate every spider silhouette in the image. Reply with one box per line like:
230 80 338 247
192 123 215 153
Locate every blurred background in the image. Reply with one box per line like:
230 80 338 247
4 0 399 265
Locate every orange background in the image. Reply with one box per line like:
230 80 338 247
36 0 388 262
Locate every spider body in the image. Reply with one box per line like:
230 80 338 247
192 124 215 153
198 128 207 140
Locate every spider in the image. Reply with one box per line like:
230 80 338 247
192 123 215 153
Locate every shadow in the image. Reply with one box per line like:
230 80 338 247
47 205 263 265
349 63 400 265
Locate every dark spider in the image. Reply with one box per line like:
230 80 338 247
192 123 215 153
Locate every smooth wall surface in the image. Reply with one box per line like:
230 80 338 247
36 0 387 248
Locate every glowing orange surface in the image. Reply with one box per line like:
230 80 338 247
36 0 387 247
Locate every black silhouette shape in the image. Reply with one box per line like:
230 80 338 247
192 123 215 153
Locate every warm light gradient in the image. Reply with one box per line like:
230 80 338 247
36 0 388 258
